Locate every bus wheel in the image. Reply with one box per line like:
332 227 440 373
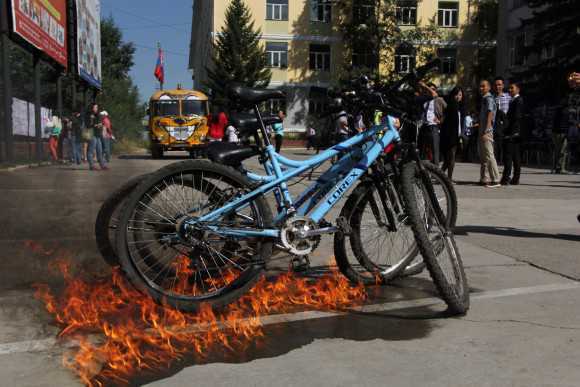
151 145 164 159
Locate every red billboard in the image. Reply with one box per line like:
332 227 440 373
10 0 68 68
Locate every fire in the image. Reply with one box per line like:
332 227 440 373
31 245 366 386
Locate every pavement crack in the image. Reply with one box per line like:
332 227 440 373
463 318 580 331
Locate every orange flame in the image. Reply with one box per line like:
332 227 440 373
31 245 366 386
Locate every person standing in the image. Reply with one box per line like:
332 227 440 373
501 81 524 185
440 86 465 180
419 83 446 165
272 110 285 153
207 109 227 142
225 123 239 143
86 103 107 171
47 116 61 162
493 76 511 163
478 80 501 187
70 110 83 165
306 126 316 150
100 111 113 163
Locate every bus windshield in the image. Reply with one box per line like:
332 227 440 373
153 100 179 116
182 100 206 116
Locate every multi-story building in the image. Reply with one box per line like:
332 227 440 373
496 0 534 85
190 0 483 131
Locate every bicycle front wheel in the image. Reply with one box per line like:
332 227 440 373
401 162 469 315
116 160 273 312
400 161 457 277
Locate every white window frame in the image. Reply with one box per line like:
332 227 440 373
266 43 288 68
266 1 288 21
353 3 375 22
310 0 332 23
438 2 459 28
395 54 414 74
396 3 417 26
310 46 331 71
264 98 287 115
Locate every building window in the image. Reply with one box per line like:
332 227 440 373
396 1 417 26
394 46 416 74
353 1 375 24
438 48 457 74
263 98 287 115
509 31 527 67
541 45 555 60
510 0 527 10
309 44 331 71
352 45 378 70
310 0 331 23
266 0 288 21
309 99 328 116
438 1 459 28
266 42 288 68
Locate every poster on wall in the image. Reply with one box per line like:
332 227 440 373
12 98 53 138
10 0 68 67
76 0 101 89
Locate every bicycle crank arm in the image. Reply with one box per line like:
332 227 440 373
299 226 339 239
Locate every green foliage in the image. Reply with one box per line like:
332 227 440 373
335 0 442 83
205 0 271 106
514 0 580 99
96 17 143 140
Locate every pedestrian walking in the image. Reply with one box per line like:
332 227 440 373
71 110 83 165
462 111 475 162
478 80 501 187
47 116 61 162
61 116 73 163
273 110 285 153
306 126 316 150
86 103 108 171
500 81 524 185
419 82 446 165
493 76 511 163
100 111 113 163
441 86 465 180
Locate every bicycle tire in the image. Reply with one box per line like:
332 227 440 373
333 182 416 285
400 161 457 277
116 160 273 312
400 162 469 315
95 174 148 266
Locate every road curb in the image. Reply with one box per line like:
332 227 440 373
0 161 54 172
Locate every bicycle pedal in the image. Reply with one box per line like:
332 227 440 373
290 255 311 273
336 216 352 236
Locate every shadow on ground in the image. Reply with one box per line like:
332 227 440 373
455 225 580 242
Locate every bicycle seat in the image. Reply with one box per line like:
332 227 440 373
229 85 285 104
230 112 282 132
206 141 259 166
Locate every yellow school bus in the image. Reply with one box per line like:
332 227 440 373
148 87 209 158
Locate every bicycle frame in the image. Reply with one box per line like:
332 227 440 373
186 116 401 239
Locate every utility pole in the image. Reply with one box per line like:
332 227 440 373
0 0 13 162
33 54 42 161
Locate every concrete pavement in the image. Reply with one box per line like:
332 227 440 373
0 151 579 386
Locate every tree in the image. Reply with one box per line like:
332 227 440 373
205 0 271 106
335 0 442 83
97 17 143 140
514 0 580 100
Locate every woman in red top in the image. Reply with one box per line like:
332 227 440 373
207 111 227 141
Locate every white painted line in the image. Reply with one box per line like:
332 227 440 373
0 281 579 356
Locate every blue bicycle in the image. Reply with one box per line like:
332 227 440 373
115 61 468 315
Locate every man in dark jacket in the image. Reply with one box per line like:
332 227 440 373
500 81 524 185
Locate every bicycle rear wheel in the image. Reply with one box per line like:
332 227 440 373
95 174 148 266
401 162 469 315
333 182 417 285
116 160 273 312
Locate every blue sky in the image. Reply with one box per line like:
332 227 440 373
100 0 194 102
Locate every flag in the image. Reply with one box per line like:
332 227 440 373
154 46 164 84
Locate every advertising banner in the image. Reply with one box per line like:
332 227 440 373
10 0 68 67
76 0 101 89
